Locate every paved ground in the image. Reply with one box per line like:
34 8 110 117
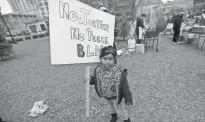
0 36 205 122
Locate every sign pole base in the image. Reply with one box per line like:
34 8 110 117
85 66 91 118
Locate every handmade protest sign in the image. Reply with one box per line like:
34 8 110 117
49 0 115 65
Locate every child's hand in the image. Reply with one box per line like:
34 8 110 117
84 75 91 83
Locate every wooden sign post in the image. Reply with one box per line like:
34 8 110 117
85 66 91 118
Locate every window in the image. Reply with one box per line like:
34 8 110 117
40 24 46 31
12 15 17 18
44 1 48 5
29 25 37 33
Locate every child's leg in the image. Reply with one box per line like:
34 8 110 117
105 99 117 114
115 102 129 121
105 99 118 122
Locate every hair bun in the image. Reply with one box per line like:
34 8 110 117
100 46 117 59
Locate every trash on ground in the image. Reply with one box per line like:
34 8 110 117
29 101 49 117
117 49 130 56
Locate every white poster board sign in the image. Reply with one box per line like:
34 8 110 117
128 38 136 52
49 0 115 65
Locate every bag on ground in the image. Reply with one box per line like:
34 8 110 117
135 44 145 54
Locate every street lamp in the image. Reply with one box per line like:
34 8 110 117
0 7 17 44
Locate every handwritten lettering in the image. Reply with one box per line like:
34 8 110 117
77 44 85 57
79 9 90 25
70 11 78 22
77 44 104 57
86 28 109 44
88 19 109 31
87 45 94 57
59 1 109 31
95 45 103 56
70 27 84 41
59 1 69 19
59 1 89 25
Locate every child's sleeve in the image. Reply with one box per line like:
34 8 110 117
121 69 133 105
90 75 95 85
90 67 97 85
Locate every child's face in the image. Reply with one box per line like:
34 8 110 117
101 53 115 67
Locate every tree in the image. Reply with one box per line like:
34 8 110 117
131 0 137 23
0 25 6 44
117 14 131 40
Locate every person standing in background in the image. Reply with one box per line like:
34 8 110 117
201 9 205 25
135 14 146 44
172 13 183 44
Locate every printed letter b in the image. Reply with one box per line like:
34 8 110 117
77 44 85 57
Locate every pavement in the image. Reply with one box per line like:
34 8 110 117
0 36 205 122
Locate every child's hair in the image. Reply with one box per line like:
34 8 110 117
99 46 117 63
141 14 146 18
99 5 108 13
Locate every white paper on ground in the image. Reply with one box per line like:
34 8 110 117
29 101 49 117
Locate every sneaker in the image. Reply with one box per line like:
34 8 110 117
124 118 131 122
0 117 6 122
179 41 184 44
110 113 118 122
172 42 178 44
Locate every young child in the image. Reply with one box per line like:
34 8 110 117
86 46 133 122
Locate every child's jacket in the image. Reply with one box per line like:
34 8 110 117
90 65 133 105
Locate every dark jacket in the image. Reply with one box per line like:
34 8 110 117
173 15 182 30
90 66 133 105
113 20 117 51
0 34 6 44
136 17 145 28
135 17 145 38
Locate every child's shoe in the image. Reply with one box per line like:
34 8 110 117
0 117 6 122
110 113 118 122
124 118 131 122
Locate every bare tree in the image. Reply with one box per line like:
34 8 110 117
132 0 143 23
131 0 137 23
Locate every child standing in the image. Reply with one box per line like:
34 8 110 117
85 46 133 122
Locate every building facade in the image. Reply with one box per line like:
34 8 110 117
193 0 205 13
0 13 38 35
7 0 38 13
7 0 48 20
35 0 49 19
26 20 48 33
